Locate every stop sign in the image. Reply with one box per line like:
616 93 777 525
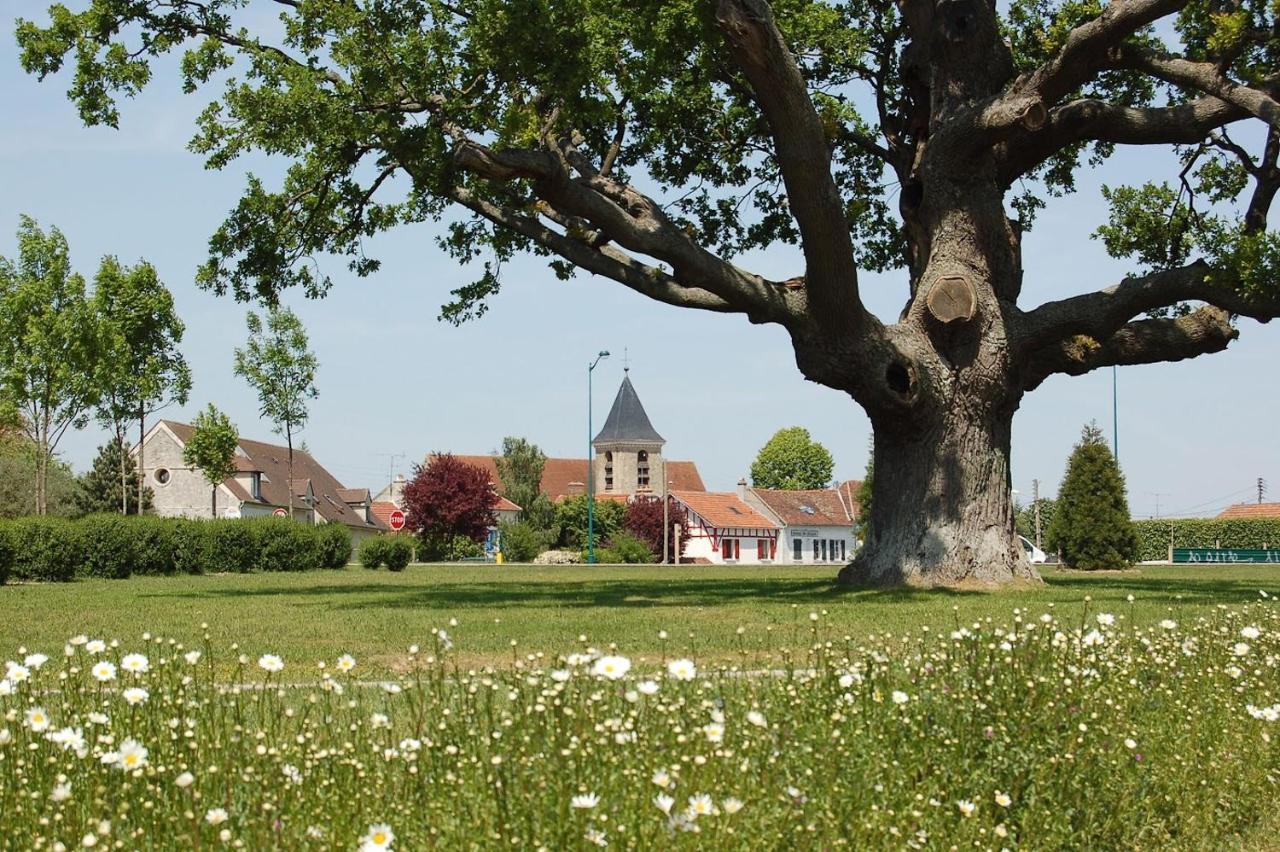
389 510 406 531
272 507 288 518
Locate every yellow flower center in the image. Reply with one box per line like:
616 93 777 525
372 832 387 844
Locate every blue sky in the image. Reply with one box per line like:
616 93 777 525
1 5 1276 518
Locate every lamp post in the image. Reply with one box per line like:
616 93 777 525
587 350 610 564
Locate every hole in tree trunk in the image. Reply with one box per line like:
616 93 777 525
886 362 913 396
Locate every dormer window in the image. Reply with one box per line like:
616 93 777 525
251 472 263 500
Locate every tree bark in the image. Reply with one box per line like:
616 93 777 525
839 407 1038 586
286 424 294 518
137 411 147 514
117 427 129 515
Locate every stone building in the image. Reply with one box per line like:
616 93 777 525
134 420 386 546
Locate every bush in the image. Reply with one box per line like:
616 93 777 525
252 518 324 572
170 519 211 575
0 523 12 585
583 546 623 564
208 521 257 573
1131 517 1280 561
608 529 656 564
76 514 136 579
8 517 82 582
556 495 624 550
130 516 179 576
383 537 413 572
360 537 388 569
318 524 353 568
498 521 547 563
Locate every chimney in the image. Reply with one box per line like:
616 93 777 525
737 477 749 502
567 481 586 497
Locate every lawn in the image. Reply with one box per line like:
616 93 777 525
1 562 1277 673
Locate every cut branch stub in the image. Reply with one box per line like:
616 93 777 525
926 275 978 324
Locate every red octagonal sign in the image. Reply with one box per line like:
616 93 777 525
389 510 406 531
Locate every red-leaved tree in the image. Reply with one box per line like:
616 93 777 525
402 454 497 560
623 497 689 564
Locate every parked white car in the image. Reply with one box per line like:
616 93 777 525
1019 535 1047 564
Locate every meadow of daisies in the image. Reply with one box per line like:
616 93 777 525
1 593 1278 850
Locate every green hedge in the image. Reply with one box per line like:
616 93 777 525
1133 517 1280 561
0 516 354 582
359 536 413 570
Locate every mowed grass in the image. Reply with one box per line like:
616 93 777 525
2 562 1278 673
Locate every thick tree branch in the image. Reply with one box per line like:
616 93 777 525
997 96 1248 184
445 186 736 315
1018 261 1280 351
448 139 801 324
1011 0 1190 111
1022 306 1238 389
1113 48 1280 130
714 0 866 327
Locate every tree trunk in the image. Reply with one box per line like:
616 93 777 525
839 407 1039 587
137 411 147 515
118 428 129 515
211 485 217 519
286 424 294 519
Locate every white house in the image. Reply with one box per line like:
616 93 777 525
134 420 387 546
670 489 778 564
743 481 858 565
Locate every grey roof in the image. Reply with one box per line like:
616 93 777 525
593 374 664 445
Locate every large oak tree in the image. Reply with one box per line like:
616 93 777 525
18 0 1280 585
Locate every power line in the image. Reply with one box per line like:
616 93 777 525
1163 485 1256 518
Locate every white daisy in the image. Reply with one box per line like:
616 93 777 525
891 690 910 705
666 658 697 681
115 738 148 771
994 791 1012 807
571 792 600 809
5 662 30 683
746 710 768 728
687 793 716 816
652 768 672 788
51 782 71 802
175 772 195 788
637 680 659 695
205 808 228 826
23 653 48 669
122 687 149 706
25 706 51 732
591 655 632 680
360 823 395 850
91 662 116 682
184 651 202 665
120 653 149 674
722 797 744 814
1241 626 1261 640
258 654 284 673
654 793 675 814
336 654 356 673
85 640 106 655
957 799 976 817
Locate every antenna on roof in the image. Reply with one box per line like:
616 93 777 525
623 347 629 373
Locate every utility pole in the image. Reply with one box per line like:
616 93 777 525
1032 479 1042 550
1260 477 1267 504
661 456 669 565
1148 491 1168 519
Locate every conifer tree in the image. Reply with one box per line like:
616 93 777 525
1047 423 1137 570
76 437 152 516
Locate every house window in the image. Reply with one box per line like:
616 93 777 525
721 538 740 561
757 539 769 561
819 539 827 561
637 450 649 488
251 472 263 500
840 540 847 560
813 540 820 560
605 477 613 490
153 468 170 485
793 538 802 561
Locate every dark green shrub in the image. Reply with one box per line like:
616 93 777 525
384 537 413 572
170 519 211 575
318 523 353 568
130 516 179 576
498 521 546 562
360 536 388 569
208 521 257 573
0 523 12 585
608 530 656 564
9 517 82 582
583 546 623 564
252 518 324 572
77 514 135 579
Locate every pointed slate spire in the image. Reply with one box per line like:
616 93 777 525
593 374 664 445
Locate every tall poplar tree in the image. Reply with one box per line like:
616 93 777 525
93 256 190 514
233 308 318 517
0 217 103 514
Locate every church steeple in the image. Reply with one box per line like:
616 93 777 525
593 374 664 446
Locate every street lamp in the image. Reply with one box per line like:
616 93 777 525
587 350 610 564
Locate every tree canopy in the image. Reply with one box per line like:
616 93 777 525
75 437 153 516
1047 423 1138 570
17 0 1280 585
182 404 239 518
751 427 835 490
402 454 497 557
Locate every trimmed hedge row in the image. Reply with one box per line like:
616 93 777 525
1133 517 1280 562
0 516 356 584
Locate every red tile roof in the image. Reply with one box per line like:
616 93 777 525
494 495 523 513
440 455 706 502
671 490 776 529
371 501 403 529
1218 502 1280 519
752 488 856 527
159 420 387 532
